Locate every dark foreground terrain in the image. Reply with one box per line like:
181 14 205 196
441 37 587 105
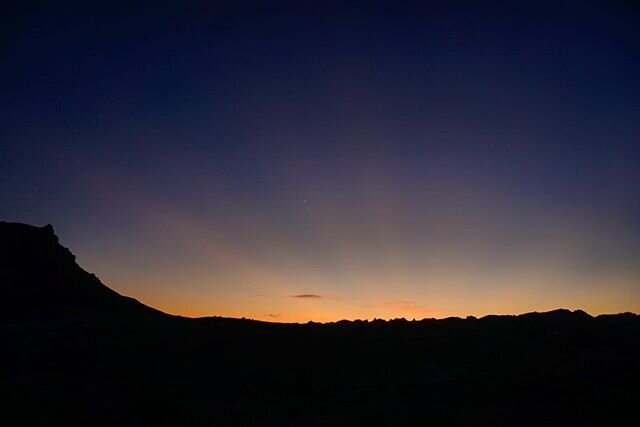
1 222 639 426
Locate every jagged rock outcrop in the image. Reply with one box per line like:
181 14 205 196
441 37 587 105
0 222 162 321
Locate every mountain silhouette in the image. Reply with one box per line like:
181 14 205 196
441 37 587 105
1 222 639 426
0 222 161 321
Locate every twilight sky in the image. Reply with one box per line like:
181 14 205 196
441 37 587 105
2 1 639 321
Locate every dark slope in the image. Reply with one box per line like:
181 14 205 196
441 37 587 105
1 222 639 426
0 222 163 320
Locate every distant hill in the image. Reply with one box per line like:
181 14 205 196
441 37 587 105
0 222 162 321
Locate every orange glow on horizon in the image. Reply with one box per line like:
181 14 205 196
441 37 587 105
69 164 640 323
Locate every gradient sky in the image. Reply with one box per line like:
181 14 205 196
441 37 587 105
2 1 639 321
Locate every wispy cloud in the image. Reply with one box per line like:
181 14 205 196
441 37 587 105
267 313 281 319
383 300 433 315
290 294 322 299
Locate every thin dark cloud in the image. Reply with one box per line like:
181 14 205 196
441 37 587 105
290 294 322 299
267 313 281 319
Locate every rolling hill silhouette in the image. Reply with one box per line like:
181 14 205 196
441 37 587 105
1 222 639 426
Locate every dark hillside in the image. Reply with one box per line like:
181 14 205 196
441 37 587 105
1 223 639 426
0 222 162 321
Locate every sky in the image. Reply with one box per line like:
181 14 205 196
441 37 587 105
2 1 639 322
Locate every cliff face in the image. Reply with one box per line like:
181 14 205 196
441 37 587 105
0 222 162 321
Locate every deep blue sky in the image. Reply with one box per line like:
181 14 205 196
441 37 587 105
2 1 639 320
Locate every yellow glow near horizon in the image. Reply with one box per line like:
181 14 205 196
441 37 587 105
65 159 640 323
